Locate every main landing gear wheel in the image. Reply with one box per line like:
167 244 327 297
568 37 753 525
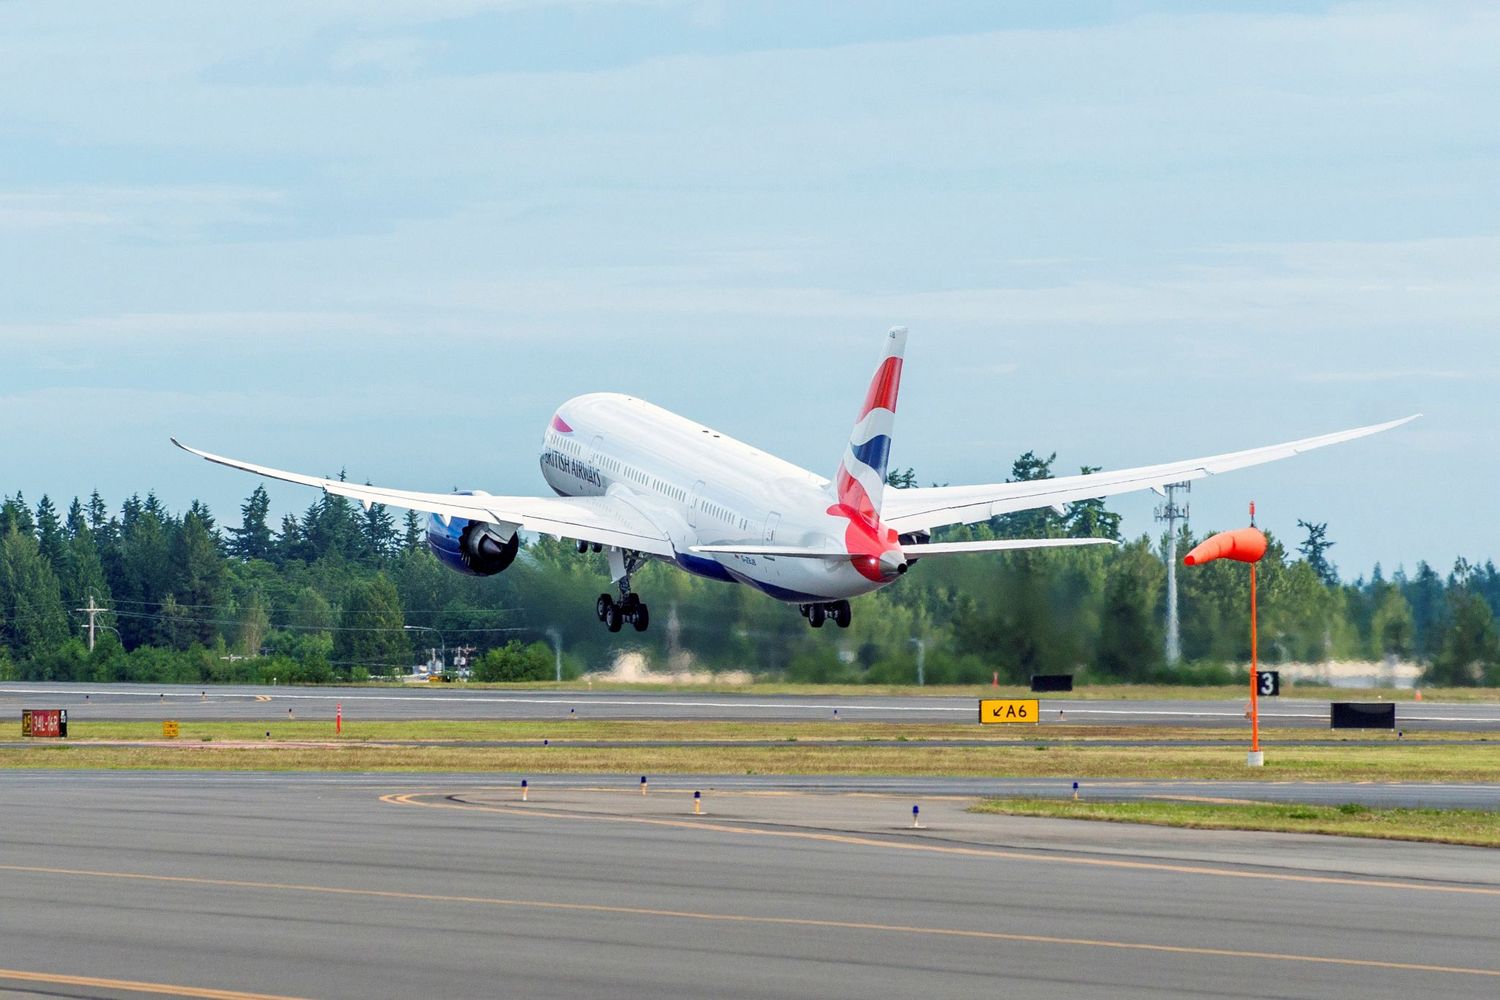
596 550 651 633
802 601 852 629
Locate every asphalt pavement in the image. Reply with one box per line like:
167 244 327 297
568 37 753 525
0 771 1496 999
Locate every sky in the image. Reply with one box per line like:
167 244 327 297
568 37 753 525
1 1 1496 579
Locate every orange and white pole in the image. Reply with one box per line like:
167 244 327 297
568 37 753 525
1249 561 1262 763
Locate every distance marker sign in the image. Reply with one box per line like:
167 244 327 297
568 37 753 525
979 699 1040 724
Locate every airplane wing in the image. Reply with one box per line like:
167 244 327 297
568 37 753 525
171 439 676 557
880 415 1420 535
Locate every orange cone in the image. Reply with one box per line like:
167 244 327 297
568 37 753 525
1414 689 1423 701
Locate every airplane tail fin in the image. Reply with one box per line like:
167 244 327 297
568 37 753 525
833 327 907 520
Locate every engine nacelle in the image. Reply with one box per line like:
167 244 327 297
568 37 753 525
427 511 520 577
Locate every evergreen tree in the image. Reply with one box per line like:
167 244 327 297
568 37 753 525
885 467 918 489
990 451 1062 538
0 528 71 660
65 497 87 536
60 522 112 618
226 486 275 562
1401 562 1445 659
401 510 424 553
1296 520 1338 586
0 493 35 536
112 498 172 648
275 513 306 563
171 509 229 646
1427 589 1500 686
1368 586 1414 660
1065 466 1122 540
359 495 397 563
34 495 65 571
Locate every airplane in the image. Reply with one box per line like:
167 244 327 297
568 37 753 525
174 328 1416 633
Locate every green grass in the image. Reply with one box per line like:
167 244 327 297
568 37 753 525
383 680 1495 701
970 798 1500 847
6 736 1498 781
49 718 1483 745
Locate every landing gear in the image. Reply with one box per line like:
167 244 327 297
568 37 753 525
800 600 852 629
595 563 651 633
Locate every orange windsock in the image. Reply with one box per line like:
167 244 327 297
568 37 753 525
1183 527 1267 566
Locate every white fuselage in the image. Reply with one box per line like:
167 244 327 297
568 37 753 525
538 393 892 604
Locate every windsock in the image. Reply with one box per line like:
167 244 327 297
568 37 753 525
1183 527 1267 566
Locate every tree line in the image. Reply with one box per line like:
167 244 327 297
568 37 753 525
2 451 1497 686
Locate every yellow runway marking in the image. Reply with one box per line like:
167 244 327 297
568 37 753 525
382 792 1500 898
1 862 1496 981
0 966 309 999
254 695 272 702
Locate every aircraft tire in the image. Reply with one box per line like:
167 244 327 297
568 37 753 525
605 605 624 632
632 603 650 632
596 594 614 621
809 605 827 628
833 601 852 628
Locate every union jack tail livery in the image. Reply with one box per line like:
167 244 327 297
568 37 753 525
834 326 906 521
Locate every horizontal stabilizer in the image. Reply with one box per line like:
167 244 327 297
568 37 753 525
688 537 1115 561
901 538 1116 557
688 544 851 560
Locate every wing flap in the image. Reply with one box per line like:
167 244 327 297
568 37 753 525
172 439 676 556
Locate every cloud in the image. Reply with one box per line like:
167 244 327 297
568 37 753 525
0 186 286 238
1295 368 1500 384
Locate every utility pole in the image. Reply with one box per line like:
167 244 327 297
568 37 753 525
75 594 106 652
1153 483 1190 665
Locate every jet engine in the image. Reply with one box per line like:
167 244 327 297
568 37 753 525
427 510 520 577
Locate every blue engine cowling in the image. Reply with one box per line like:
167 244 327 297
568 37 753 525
427 513 520 577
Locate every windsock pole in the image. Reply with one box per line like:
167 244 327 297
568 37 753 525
1248 502 1262 764
1250 562 1260 755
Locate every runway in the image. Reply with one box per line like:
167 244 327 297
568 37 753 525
4 682 1496 730
0 771 1497 999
